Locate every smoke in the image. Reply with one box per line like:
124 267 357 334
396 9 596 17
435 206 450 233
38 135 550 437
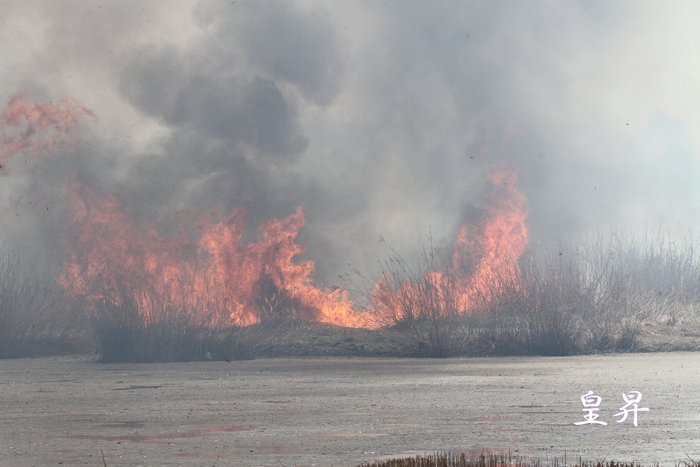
2 0 700 283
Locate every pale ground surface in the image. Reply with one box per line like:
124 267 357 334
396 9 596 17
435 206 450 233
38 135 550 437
0 353 698 466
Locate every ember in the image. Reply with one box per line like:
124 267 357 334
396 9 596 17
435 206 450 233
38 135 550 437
0 93 93 173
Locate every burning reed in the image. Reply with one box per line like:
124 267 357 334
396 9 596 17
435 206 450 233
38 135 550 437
2 94 697 361
60 179 375 330
57 168 700 360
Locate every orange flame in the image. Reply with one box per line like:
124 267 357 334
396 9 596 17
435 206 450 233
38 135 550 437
60 179 376 328
452 167 529 308
60 168 526 329
0 93 93 172
371 166 528 321
16 88 527 330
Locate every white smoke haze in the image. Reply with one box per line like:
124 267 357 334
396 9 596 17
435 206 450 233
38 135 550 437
2 0 700 282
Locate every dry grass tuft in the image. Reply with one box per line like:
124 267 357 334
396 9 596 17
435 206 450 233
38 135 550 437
359 452 696 467
0 250 81 358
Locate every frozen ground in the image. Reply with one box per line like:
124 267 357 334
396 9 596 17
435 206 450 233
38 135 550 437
0 353 698 466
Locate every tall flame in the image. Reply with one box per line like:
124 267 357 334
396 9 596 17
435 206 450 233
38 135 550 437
4 91 528 330
371 167 528 321
451 167 529 308
0 93 93 173
60 179 376 328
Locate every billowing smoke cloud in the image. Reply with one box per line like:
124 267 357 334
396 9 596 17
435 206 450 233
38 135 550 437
2 0 700 284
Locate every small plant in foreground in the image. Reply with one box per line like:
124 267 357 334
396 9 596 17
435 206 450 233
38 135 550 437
359 452 695 467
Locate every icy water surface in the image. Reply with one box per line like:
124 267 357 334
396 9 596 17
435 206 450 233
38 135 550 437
0 353 698 465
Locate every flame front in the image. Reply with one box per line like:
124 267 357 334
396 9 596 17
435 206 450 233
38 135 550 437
61 168 527 329
2 94 528 329
60 179 376 328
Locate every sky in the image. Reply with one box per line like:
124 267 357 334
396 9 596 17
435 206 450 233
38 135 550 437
2 0 700 283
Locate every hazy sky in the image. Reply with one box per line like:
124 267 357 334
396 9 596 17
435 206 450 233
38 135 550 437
2 0 700 281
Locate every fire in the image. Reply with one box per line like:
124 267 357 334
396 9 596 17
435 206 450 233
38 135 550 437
60 168 526 329
5 91 527 330
371 167 528 321
0 93 93 172
451 167 529 307
60 179 377 328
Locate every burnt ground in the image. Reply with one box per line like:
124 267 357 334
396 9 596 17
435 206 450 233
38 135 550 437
0 352 699 466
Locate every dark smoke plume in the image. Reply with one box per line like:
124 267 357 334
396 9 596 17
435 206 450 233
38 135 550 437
2 0 700 283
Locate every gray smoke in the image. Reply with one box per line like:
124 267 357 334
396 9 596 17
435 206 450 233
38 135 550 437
2 0 700 283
